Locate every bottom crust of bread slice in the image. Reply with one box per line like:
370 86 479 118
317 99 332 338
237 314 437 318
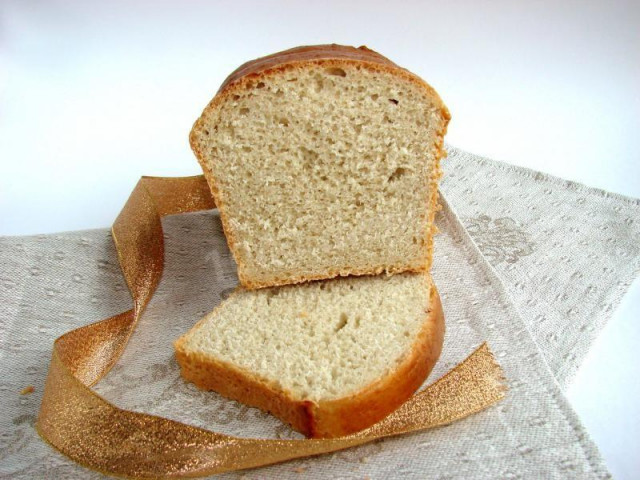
174 272 444 438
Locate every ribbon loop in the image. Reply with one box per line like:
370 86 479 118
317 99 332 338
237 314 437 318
36 176 506 478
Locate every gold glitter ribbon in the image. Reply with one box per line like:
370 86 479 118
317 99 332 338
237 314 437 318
36 175 507 478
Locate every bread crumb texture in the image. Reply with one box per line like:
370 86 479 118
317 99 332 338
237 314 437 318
177 272 431 401
192 61 448 287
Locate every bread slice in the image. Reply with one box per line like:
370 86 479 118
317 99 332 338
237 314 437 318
174 272 444 438
190 45 450 289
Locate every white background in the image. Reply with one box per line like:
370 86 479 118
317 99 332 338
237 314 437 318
1 1 639 478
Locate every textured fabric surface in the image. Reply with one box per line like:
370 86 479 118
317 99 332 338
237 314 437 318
440 146 640 387
4 149 639 478
1 201 620 479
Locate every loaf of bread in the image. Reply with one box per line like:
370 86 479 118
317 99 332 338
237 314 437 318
174 272 444 438
190 44 450 289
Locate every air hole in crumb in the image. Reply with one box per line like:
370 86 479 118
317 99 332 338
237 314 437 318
404 331 410 337
276 89 284 97
256 82 265 89
287 77 298 82
325 67 347 77
232 94 240 100
389 98 399 105
371 93 379 101
242 146 252 152
300 147 318 161
239 107 250 115
335 313 348 332
412 236 418 244
203 129 209 136
278 118 289 127
388 167 408 183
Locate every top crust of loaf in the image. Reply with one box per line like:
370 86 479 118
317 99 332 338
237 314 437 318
191 45 450 289
197 44 450 131
218 44 408 93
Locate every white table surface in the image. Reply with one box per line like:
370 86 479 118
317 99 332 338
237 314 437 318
1 1 639 478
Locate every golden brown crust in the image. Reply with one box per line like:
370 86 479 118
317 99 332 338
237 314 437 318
190 44 450 290
174 343 315 436
174 281 445 438
217 44 401 93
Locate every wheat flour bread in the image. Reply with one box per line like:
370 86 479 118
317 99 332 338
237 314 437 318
190 44 450 289
174 272 444 438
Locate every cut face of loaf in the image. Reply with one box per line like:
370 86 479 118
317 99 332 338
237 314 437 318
190 45 450 289
174 272 444 438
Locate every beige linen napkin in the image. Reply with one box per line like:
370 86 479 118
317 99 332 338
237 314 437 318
3 148 639 478
441 146 640 386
